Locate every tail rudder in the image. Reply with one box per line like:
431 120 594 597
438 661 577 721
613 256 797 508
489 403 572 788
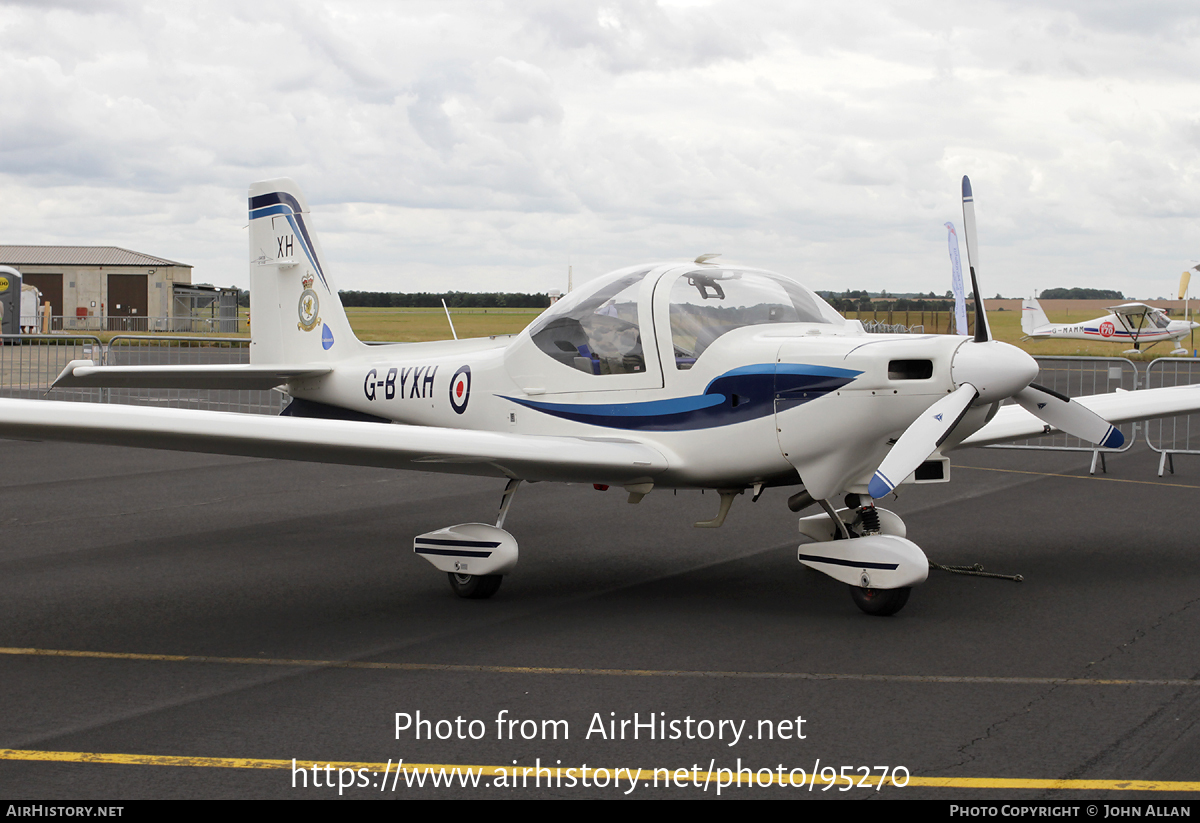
248 178 364 364
1021 298 1050 335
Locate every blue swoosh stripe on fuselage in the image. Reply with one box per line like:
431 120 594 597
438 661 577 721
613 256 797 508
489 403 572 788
500 363 860 431
248 196 330 292
765 363 864 413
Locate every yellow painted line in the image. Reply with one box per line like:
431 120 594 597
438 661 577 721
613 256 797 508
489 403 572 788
1 646 1198 686
0 749 1197 792
954 463 1200 490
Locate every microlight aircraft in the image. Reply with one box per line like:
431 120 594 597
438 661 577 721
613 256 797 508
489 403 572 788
1 177 1198 617
1021 298 1197 354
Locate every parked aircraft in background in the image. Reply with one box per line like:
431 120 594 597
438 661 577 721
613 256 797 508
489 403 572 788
0 177 1196 617
1021 298 1197 354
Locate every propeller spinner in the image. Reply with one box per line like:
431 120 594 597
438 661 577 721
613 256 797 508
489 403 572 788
866 176 1124 500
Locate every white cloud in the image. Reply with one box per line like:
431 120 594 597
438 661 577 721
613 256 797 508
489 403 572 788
0 0 1199 300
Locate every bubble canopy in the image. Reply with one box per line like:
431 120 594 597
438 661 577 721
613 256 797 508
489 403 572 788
527 265 655 377
667 266 842 369
526 264 843 377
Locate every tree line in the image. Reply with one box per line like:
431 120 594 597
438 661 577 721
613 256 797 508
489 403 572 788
240 285 1125 312
818 290 958 313
1035 288 1124 300
337 291 552 308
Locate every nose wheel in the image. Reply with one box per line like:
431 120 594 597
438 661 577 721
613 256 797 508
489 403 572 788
849 585 911 616
448 573 503 599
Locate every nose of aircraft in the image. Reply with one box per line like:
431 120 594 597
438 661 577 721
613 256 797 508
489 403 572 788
951 339 1039 402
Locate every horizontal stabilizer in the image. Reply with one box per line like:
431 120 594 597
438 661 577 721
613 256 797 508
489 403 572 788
51 360 331 390
0 398 669 485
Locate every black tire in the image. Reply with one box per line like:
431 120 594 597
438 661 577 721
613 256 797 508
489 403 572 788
849 585 910 616
447 573 503 599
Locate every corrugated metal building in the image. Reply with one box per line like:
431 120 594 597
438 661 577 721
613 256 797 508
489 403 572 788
0 246 193 329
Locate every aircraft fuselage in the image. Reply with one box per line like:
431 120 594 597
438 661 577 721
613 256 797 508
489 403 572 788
289 325 979 495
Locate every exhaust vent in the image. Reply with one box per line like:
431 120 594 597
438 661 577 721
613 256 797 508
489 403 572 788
888 359 933 380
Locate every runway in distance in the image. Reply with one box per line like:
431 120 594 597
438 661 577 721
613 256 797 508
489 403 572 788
1021 298 1198 354
2 176 1199 616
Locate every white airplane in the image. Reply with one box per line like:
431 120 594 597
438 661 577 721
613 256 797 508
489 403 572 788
0 176 1197 617
1021 297 1198 354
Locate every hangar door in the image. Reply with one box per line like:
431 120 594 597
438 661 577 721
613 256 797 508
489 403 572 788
22 273 62 322
108 274 148 331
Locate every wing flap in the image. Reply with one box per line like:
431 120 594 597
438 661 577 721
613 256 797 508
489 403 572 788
52 360 331 390
0 398 668 484
958 385 1200 448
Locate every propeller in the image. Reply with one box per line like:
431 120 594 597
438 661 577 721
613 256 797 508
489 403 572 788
1013 383 1123 448
959 176 991 343
868 384 977 499
866 177 1125 500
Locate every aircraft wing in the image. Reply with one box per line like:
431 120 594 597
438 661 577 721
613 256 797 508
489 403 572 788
51 360 331 390
1105 303 1154 316
958 385 1200 447
0 398 668 484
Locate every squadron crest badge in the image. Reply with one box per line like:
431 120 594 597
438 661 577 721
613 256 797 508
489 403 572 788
297 274 321 332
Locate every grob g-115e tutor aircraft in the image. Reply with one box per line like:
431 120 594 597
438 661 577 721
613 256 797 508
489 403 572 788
4 176 1199 616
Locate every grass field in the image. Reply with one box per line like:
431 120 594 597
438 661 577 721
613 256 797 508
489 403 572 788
336 306 1200 357
152 304 1196 359
846 308 1198 360
342 307 541 343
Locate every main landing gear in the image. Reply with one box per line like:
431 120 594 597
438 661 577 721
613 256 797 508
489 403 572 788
414 479 523 600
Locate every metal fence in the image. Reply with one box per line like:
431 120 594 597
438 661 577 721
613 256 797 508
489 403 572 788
0 335 282 415
863 321 925 334
105 337 283 415
1143 357 1200 476
42 315 248 334
0 335 106 404
987 356 1139 474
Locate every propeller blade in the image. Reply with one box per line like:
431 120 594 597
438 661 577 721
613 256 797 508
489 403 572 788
960 176 991 343
1013 383 1124 448
868 383 979 499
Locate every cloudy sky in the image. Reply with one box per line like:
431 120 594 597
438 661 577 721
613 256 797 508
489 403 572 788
3 0 1200 299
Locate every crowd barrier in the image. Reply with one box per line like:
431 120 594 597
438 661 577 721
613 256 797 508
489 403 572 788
0 335 282 415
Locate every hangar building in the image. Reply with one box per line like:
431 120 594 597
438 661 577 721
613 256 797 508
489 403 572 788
0 246 194 330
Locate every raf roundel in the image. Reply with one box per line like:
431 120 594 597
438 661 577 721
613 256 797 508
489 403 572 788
449 365 471 415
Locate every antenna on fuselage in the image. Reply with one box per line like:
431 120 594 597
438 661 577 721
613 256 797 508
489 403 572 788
442 298 458 340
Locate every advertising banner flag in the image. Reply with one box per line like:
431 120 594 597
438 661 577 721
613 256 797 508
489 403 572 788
946 222 968 335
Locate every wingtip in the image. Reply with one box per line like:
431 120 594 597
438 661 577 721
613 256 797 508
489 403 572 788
962 176 973 198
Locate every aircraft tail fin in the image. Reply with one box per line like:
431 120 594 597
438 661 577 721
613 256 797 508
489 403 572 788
248 178 367 364
1021 298 1051 335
